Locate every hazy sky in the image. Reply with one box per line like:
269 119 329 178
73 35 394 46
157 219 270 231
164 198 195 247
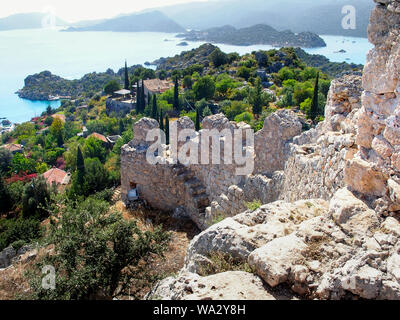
0 0 211 22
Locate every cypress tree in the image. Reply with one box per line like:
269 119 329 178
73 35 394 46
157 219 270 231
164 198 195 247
124 61 130 90
310 72 320 123
76 146 85 186
165 115 170 145
173 76 180 111
141 79 146 112
151 94 158 120
159 109 164 131
57 133 64 147
119 119 125 134
136 80 141 113
253 77 263 117
195 107 201 131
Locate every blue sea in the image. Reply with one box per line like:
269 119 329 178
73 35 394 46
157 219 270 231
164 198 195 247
0 29 373 123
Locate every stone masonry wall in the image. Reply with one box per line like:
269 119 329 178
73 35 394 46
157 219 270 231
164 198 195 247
345 0 400 215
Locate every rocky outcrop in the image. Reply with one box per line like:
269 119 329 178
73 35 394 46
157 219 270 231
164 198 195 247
147 0 400 300
151 188 400 300
147 271 297 300
0 245 36 269
346 0 400 211
184 199 328 274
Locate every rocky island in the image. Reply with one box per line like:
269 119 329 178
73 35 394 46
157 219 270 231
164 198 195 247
17 66 141 101
176 24 327 48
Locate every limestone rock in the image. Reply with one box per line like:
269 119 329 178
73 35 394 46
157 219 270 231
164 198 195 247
345 156 388 197
147 271 295 300
254 109 302 174
130 117 159 147
0 247 16 269
201 113 236 132
324 75 362 133
185 199 328 273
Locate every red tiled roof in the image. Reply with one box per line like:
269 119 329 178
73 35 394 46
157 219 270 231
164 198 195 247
88 132 108 143
143 79 173 94
43 168 70 185
51 114 66 123
2 144 23 152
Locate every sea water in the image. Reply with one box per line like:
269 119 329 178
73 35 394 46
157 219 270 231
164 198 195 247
0 29 373 123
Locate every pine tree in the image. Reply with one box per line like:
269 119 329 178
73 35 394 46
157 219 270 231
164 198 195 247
173 76 180 111
124 61 130 90
195 107 201 131
165 115 170 145
151 94 158 120
310 72 320 123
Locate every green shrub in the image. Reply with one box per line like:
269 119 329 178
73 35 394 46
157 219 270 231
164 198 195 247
0 218 42 251
198 252 255 277
245 199 262 211
28 197 171 300
234 112 254 124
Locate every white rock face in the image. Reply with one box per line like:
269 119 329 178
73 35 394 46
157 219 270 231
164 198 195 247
254 110 302 175
184 199 328 274
147 271 296 300
346 0 400 209
132 0 400 300
247 188 400 300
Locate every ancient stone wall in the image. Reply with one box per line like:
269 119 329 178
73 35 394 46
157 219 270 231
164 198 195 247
345 0 400 215
254 110 302 175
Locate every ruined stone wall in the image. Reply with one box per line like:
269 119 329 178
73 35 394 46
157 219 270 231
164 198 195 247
280 75 363 202
345 0 400 215
254 110 302 175
206 75 363 219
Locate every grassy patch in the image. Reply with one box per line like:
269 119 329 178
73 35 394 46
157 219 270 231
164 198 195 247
245 199 262 211
211 212 227 225
199 251 255 276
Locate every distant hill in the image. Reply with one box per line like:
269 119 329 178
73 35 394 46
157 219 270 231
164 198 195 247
159 0 374 38
17 65 141 101
64 11 185 33
0 12 67 31
177 24 326 48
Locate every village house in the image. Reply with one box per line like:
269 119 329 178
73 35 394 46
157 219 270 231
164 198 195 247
1 143 24 154
43 167 71 187
142 79 174 101
87 132 111 148
105 88 136 117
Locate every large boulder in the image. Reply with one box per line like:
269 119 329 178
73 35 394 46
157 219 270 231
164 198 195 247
184 199 328 273
147 271 296 300
248 188 400 300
